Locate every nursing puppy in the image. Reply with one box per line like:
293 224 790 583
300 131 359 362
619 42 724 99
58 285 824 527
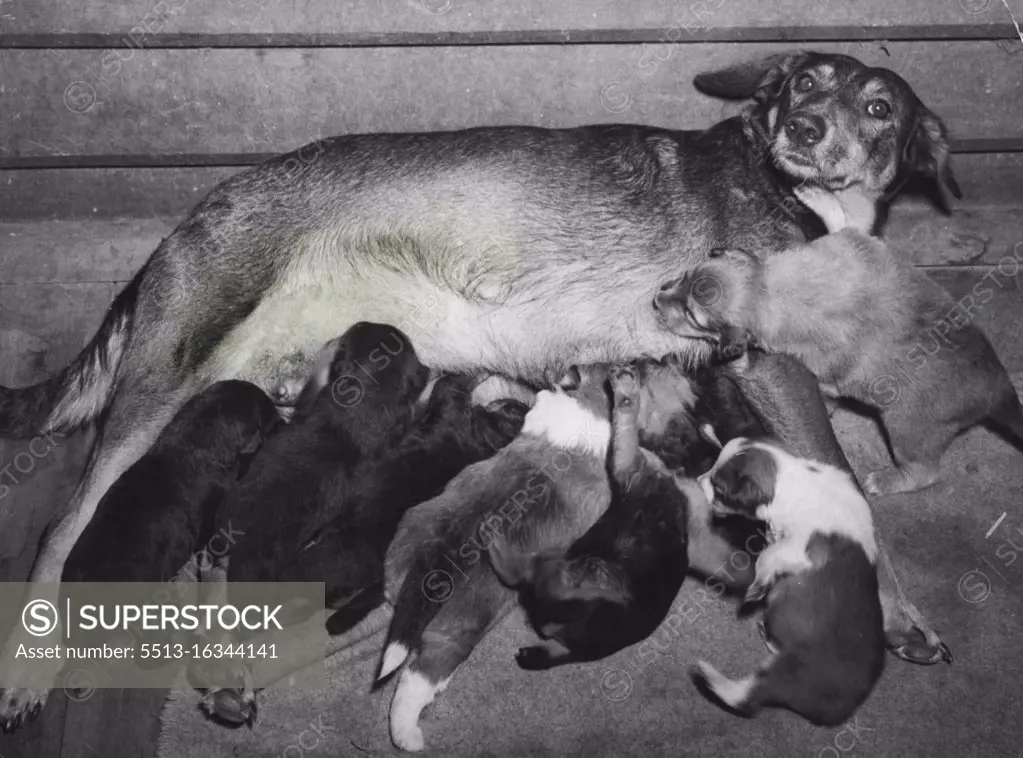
203 322 528 725
489 365 692 670
692 437 886 726
61 380 281 584
650 349 950 665
653 187 1023 495
379 364 613 752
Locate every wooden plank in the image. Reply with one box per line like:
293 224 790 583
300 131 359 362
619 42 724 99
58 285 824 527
0 42 1020 163
3 153 1020 222
3 135 1021 171
4 0 1021 39
0 167 238 220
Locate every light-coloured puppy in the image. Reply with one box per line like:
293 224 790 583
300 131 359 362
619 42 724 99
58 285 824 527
692 437 886 726
654 187 1023 495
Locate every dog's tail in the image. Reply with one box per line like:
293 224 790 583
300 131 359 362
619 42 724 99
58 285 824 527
0 277 138 439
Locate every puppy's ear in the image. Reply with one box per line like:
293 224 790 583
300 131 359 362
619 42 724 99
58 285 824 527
713 451 775 515
557 366 582 392
903 108 963 203
694 51 812 103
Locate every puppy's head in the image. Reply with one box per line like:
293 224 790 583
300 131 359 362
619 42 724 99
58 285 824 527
653 249 759 345
699 438 778 521
696 51 960 205
157 380 283 473
325 322 430 415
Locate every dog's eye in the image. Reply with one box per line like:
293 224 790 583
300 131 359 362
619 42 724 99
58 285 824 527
795 74 815 93
866 100 891 119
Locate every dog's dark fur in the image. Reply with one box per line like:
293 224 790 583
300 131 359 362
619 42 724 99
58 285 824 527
61 381 281 584
488 366 691 670
202 323 527 725
693 440 886 726
378 365 613 752
0 51 958 727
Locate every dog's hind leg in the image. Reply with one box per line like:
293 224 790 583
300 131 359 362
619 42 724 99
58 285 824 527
875 537 953 666
0 371 196 730
388 574 512 752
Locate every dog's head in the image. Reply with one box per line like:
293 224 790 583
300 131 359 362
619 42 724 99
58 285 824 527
698 437 778 521
696 51 961 204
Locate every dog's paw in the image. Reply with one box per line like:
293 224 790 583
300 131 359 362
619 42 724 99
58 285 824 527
515 646 555 671
200 687 258 728
392 722 426 752
609 366 640 405
744 581 769 605
886 624 953 666
0 688 48 733
864 466 941 496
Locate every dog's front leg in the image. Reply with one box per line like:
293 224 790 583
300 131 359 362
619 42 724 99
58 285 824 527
0 382 192 731
745 541 812 603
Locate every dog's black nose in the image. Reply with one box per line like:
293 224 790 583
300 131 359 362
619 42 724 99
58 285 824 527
784 113 826 147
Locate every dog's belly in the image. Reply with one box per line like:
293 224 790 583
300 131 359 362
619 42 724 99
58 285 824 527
206 250 700 387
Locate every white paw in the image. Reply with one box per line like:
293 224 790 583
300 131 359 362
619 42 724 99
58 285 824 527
393 723 426 752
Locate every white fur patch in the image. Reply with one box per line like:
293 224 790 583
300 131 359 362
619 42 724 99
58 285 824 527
390 669 450 752
520 390 611 457
695 660 757 709
379 642 410 681
710 439 878 563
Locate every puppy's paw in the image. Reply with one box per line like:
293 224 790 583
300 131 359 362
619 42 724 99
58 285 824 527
515 646 556 671
865 465 941 495
609 366 640 405
744 581 769 605
392 722 426 752
0 688 47 733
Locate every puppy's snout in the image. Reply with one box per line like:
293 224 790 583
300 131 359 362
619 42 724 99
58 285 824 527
784 113 826 147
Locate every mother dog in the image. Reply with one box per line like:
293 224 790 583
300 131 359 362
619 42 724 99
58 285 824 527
0 51 958 729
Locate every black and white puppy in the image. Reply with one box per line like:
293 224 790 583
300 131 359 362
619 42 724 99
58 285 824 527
204 322 527 725
691 437 886 727
488 365 693 670
62 380 281 584
379 364 614 752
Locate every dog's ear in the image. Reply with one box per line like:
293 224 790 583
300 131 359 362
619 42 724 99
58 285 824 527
903 108 963 202
694 52 812 103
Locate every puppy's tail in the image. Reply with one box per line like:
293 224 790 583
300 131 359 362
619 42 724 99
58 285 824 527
691 660 761 718
692 653 869 727
0 277 138 439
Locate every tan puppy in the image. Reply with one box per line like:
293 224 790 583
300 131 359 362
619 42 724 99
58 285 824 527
653 187 1023 495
